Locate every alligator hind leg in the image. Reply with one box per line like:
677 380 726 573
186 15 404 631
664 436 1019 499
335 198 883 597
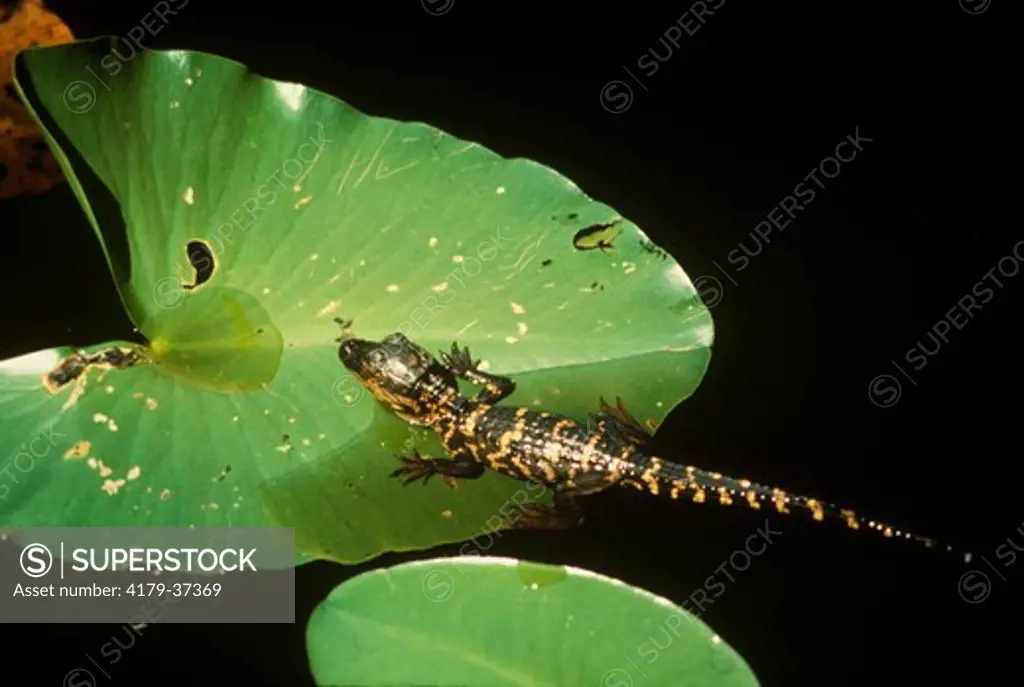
512 491 584 530
589 395 654 445
511 470 622 530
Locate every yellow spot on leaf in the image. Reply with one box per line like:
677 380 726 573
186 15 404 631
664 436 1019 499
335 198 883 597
101 479 127 496
63 440 90 459
316 300 341 317
88 459 113 478
92 413 119 430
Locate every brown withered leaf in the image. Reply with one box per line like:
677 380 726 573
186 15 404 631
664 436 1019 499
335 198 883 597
1 0 75 198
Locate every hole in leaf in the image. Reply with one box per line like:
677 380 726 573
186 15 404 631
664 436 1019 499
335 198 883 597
42 345 147 394
181 239 215 290
572 219 622 252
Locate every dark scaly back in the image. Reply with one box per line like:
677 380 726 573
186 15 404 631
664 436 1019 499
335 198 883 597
470 405 617 482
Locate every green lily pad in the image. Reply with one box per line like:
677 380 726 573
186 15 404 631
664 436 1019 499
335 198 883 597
0 37 713 564
306 556 758 686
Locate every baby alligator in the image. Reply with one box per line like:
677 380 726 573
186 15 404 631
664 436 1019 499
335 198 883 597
337 323 955 554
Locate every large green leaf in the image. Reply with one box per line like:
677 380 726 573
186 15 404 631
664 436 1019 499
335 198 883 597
306 556 758 686
0 38 713 563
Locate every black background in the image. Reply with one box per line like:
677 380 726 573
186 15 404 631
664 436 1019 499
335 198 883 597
1 0 1017 685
